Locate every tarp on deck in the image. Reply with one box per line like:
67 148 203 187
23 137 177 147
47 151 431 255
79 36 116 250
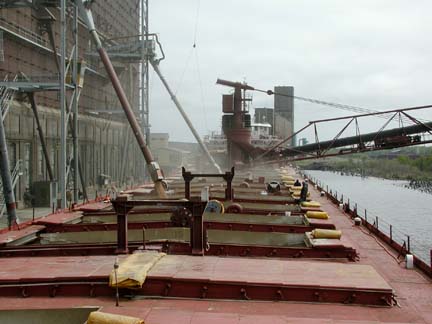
109 251 165 289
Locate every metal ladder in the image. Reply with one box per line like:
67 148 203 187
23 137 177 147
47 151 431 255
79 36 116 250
0 159 22 219
0 74 17 120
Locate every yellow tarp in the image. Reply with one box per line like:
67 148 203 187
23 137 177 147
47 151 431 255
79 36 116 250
109 251 165 289
301 201 321 208
305 211 329 219
87 311 144 324
293 193 311 199
312 229 342 239
281 175 294 181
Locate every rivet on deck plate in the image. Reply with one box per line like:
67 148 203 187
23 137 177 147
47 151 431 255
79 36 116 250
240 288 250 300
276 289 284 300
267 249 277 257
201 285 208 299
20 287 29 298
89 284 96 297
344 293 356 304
164 283 171 296
241 248 250 256
50 285 59 298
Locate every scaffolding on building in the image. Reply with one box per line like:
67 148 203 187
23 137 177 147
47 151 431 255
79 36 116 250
0 0 153 217
0 0 81 219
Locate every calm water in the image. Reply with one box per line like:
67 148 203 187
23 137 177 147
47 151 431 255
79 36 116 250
305 170 432 264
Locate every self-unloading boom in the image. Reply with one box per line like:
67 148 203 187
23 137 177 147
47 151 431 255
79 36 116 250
77 0 166 197
278 121 432 158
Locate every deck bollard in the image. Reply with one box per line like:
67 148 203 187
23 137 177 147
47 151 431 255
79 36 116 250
407 235 411 253
390 225 393 242
405 254 414 269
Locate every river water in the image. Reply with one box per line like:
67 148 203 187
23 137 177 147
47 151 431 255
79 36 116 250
304 170 432 264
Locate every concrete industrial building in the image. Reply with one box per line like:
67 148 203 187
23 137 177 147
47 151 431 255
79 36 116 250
0 1 146 208
274 86 295 146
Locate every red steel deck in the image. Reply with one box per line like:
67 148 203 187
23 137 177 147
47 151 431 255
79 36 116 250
0 254 392 306
0 170 430 322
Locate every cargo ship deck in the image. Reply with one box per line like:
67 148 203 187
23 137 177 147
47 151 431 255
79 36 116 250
0 167 430 323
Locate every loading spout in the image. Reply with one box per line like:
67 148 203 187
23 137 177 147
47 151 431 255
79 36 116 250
76 0 166 197
151 61 223 174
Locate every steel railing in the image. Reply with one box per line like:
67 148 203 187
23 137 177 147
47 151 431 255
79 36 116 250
303 171 432 269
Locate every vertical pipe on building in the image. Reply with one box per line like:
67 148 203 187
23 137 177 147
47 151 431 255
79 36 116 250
142 0 150 144
59 0 67 208
72 4 79 203
0 110 16 229
145 0 150 143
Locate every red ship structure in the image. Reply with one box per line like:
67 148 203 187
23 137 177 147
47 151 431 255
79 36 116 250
0 1 431 323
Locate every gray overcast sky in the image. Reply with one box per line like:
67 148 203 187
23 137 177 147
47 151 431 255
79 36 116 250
147 0 432 143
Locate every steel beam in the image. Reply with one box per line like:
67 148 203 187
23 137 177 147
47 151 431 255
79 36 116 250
27 94 54 182
0 239 357 261
72 5 79 203
59 0 67 208
42 221 327 234
166 242 358 261
0 243 143 258
142 0 150 160
0 109 16 228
